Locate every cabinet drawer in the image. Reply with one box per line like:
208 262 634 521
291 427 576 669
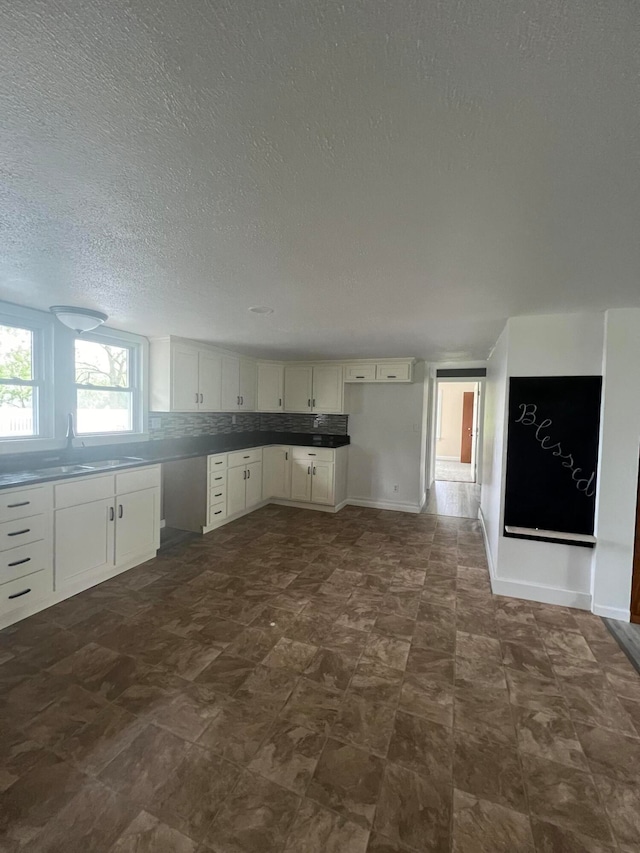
0 514 46 552
1 539 48 585
55 474 114 510
115 465 161 495
209 470 227 488
208 453 228 471
376 362 411 381
209 483 226 503
0 569 52 618
228 448 262 468
208 503 228 524
0 487 50 523
292 447 335 463
344 364 376 382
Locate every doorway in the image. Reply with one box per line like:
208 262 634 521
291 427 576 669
434 381 479 483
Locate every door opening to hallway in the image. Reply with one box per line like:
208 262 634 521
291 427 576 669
434 381 479 483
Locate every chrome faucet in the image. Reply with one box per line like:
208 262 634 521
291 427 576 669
65 412 77 450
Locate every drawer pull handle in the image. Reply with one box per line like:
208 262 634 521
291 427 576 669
8 528 30 537
214 492 222 497
214 510 222 516
387 374 397 378
8 588 31 600
308 453 316 456
7 501 30 508
355 375 365 379
243 455 250 459
214 476 223 481
8 557 31 568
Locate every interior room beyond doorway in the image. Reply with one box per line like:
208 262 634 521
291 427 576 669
435 381 478 483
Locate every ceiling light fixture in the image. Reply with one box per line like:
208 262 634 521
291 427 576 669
248 306 274 315
50 305 108 333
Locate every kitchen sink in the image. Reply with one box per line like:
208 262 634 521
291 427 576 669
32 464 95 476
85 457 145 469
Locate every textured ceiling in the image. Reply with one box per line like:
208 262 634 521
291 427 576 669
1 1 639 360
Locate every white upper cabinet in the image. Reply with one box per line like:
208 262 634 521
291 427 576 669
257 363 284 412
151 337 224 412
311 366 343 413
284 366 313 413
221 356 256 411
343 359 415 383
239 360 257 410
221 355 240 411
171 343 200 412
284 365 344 414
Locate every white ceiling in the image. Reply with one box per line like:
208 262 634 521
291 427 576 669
1 1 639 360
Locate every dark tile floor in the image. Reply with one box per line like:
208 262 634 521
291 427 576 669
1 505 639 852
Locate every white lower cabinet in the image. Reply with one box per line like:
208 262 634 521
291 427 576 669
262 446 292 499
53 466 161 592
227 460 263 516
291 458 313 502
291 457 334 505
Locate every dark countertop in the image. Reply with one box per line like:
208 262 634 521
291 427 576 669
0 431 350 490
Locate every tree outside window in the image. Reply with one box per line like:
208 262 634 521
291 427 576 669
0 324 37 436
75 339 134 433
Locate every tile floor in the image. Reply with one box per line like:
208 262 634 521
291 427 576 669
1 505 639 852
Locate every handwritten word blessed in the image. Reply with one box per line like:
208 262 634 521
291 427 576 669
515 403 596 497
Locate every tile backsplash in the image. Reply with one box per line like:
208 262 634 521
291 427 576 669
148 412 348 440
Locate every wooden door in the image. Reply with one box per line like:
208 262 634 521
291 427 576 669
284 366 313 413
115 488 159 567
310 461 334 505
198 351 222 411
312 366 343 413
54 499 115 588
630 457 640 624
227 466 247 517
460 391 474 464
171 345 199 411
257 364 284 412
221 356 240 411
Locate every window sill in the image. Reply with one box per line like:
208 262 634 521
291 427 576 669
0 433 149 455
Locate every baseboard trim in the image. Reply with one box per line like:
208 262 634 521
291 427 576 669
490 577 592 611
270 499 341 514
477 506 496 580
346 498 422 514
593 604 630 622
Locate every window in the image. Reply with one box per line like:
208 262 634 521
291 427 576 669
74 337 139 434
0 323 42 438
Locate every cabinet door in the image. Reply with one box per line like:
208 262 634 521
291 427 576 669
262 447 291 499
310 461 335 505
115 488 159 567
284 366 313 413
239 360 256 410
198 351 222 411
54 499 114 587
257 364 284 412
171 345 199 411
221 356 240 411
245 462 262 509
290 459 312 502
227 465 247 517
312 366 343 413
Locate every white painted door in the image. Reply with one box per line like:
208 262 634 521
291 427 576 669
239 360 256 410
257 364 284 412
262 446 291 499
171 345 199 411
198 351 222 411
115 488 159 567
290 459 312 502
284 366 313 413
221 355 240 411
54 499 115 587
245 462 262 509
227 465 247 517
312 366 343 413
311 461 334 505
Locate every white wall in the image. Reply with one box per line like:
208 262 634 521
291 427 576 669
480 313 605 610
436 382 476 459
592 308 640 620
346 367 426 512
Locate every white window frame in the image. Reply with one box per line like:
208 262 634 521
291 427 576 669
73 326 148 444
0 303 54 449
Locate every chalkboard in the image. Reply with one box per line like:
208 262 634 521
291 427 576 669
504 376 602 537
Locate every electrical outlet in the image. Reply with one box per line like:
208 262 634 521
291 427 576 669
393 484 399 493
